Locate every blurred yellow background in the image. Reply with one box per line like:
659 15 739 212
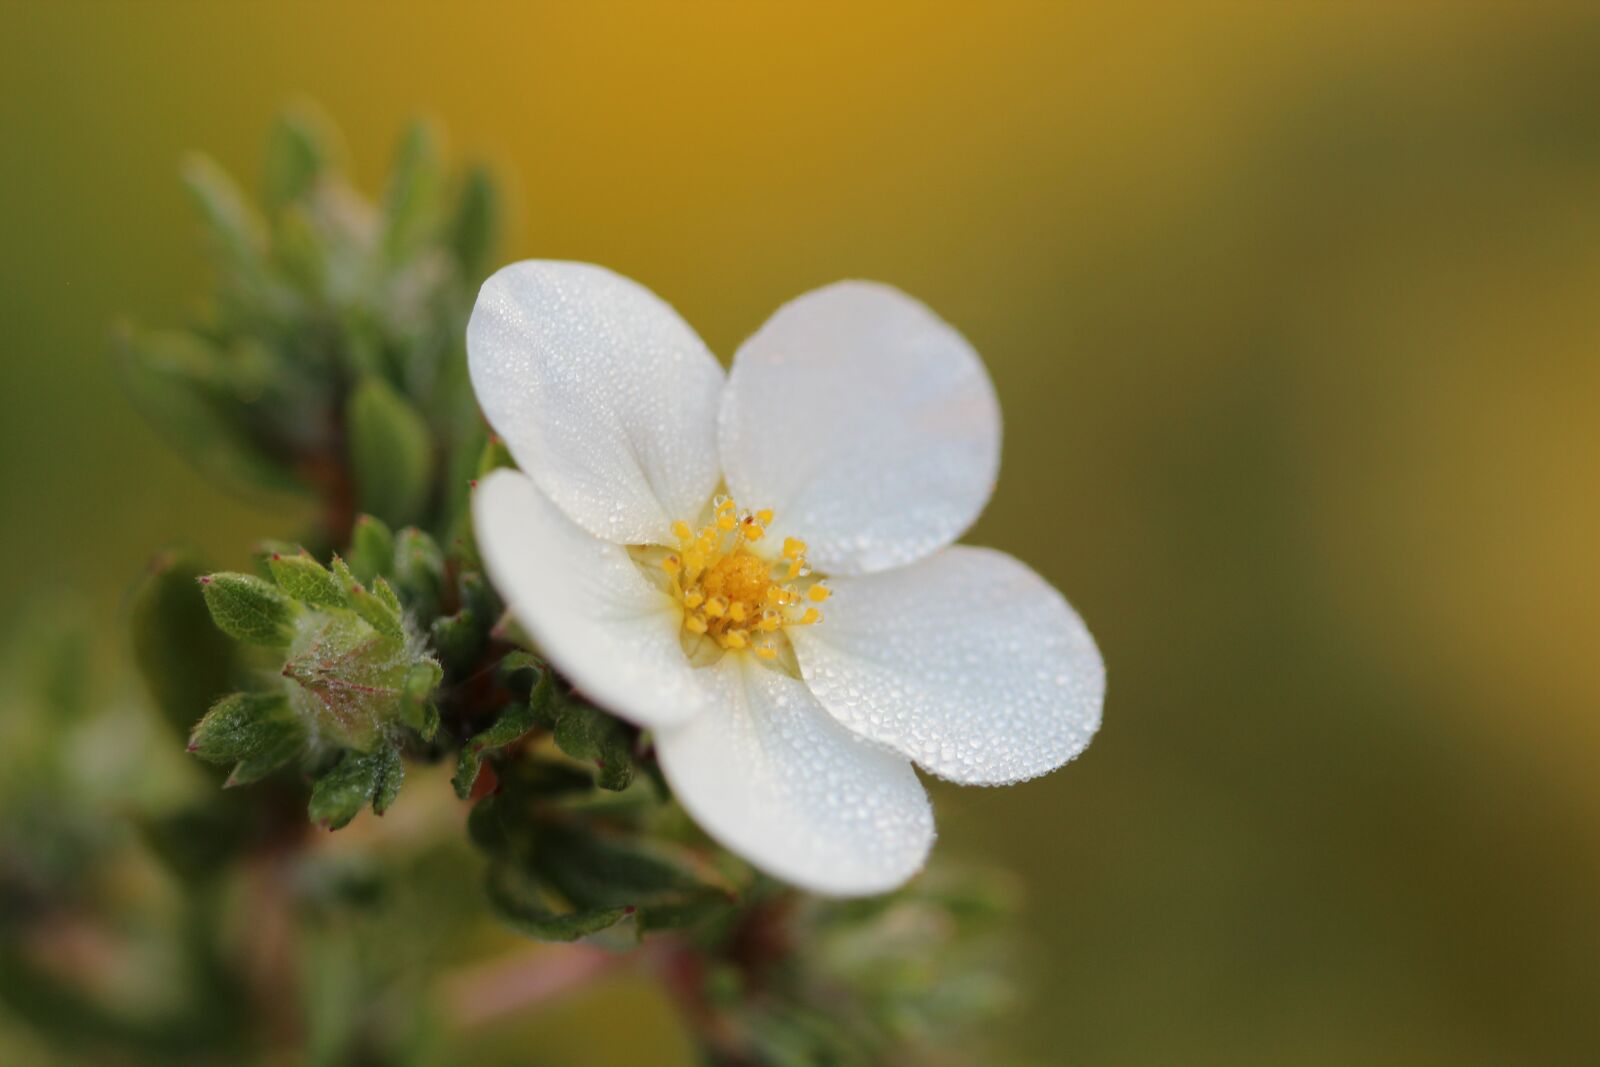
4 2 1600 1062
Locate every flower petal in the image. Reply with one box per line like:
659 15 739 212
655 655 934 897
468 261 724 545
790 546 1103 785
472 469 717 729
719 281 1000 574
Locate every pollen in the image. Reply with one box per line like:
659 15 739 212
647 494 832 664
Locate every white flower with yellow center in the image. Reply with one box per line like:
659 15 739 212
469 261 1104 896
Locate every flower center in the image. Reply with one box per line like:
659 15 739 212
640 494 829 668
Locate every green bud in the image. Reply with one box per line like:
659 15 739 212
268 551 348 610
200 572 298 647
347 376 435 528
430 609 481 674
282 610 426 750
189 691 307 786
449 164 500 278
346 514 395 583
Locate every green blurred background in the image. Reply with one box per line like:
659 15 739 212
4 2 1600 1063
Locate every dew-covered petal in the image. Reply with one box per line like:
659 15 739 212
719 281 1000 574
654 655 934 896
472 469 717 729
468 261 724 545
790 546 1103 785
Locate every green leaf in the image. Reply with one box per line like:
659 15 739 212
267 551 348 609
308 746 404 830
189 691 307 786
392 526 445 616
130 548 234 737
329 557 403 640
634 893 737 936
553 699 635 791
181 153 266 275
399 660 442 741
382 119 443 261
199 572 298 646
370 745 405 816
452 683 544 799
534 824 700 910
115 327 301 495
346 376 435 527
484 862 628 943
263 106 337 213
449 164 500 278
346 514 395 583
474 433 516 478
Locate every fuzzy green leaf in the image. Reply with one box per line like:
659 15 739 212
452 684 544 800
553 700 635 792
189 691 307 786
399 661 442 741
484 862 628 943
346 376 435 527
308 746 404 830
267 551 347 609
329 557 403 640
533 825 701 911
199 572 297 646
370 745 405 816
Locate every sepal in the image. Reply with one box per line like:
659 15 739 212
199 572 298 647
188 691 308 786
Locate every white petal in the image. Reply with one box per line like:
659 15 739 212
790 546 1103 785
654 656 934 897
472 470 717 729
468 261 724 545
719 281 1000 574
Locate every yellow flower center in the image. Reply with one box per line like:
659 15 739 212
639 494 829 668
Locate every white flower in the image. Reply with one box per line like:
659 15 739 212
468 261 1104 896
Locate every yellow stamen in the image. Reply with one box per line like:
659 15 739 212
645 494 832 664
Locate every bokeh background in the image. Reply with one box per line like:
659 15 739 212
4 2 1600 1063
